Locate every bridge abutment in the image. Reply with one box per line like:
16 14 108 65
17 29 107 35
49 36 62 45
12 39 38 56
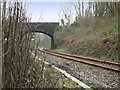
51 36 54 49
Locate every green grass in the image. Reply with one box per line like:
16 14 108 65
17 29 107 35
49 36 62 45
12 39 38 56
89 84 100 88
55 48 67 52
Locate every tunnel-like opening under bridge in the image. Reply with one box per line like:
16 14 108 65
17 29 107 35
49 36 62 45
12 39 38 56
28 22 59 49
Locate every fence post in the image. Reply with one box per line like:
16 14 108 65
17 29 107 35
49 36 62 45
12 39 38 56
0 0 2 89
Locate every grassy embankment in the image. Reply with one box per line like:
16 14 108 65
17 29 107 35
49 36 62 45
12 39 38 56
55 14 118 60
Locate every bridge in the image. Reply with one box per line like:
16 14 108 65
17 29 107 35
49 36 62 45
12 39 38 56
28 22 59 49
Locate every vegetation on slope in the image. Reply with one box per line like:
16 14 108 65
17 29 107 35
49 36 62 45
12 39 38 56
55 2 118 60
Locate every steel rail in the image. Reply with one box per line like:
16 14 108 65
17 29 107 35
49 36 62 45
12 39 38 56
37 48 120 73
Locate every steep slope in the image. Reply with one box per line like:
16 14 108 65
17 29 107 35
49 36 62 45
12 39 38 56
55 15 118 60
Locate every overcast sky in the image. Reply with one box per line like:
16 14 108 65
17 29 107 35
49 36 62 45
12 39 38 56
26 1 89 23
25 0 118 23
26 2 61 22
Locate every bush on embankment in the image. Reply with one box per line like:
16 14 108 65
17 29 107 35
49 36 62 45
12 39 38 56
54 14 118 60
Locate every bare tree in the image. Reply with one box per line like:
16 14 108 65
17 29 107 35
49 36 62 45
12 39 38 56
0 0 2 89
82 0 84 17
2 1 33 88
74 0 81 18
60 2 72 25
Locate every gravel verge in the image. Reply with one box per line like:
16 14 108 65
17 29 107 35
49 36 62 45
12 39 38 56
37 51 119 89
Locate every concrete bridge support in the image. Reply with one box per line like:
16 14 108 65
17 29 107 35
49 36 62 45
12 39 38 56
51 36 54 49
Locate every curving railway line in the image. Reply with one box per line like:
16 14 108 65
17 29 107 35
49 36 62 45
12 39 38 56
37 48 120 73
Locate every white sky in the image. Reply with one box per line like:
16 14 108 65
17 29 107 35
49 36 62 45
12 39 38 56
26 2 77 23
26 0 118 23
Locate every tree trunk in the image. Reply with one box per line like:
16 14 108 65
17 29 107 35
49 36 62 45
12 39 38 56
82 0 84 17
0 0 2 89
95 2 98 17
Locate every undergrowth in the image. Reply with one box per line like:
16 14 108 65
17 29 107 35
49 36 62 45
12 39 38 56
22 53 83 88
55 14 118 60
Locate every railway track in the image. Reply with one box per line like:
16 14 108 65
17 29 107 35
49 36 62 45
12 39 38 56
37 48 120 73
